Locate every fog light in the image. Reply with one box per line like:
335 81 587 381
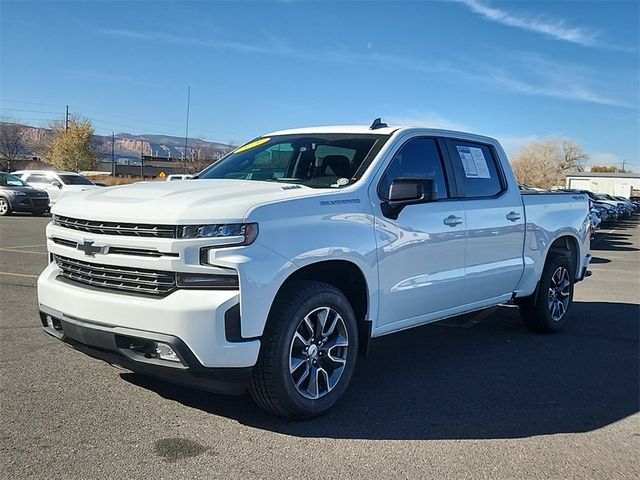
154 342 181 362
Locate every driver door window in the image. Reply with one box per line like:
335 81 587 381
379 138 448 200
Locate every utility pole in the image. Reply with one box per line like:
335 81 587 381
111 132 115 177
140 141 144 178
183 86 191 174
65 105 69 132
621 159 627 173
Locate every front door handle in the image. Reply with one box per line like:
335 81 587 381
443 215 463 227
506 211 521 222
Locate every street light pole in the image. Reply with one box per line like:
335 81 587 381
111 131 115 177
183 86 191 174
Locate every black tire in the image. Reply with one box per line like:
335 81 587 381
0 197 11 216
31 209 48 216
249 281 359 419
518 253 575 333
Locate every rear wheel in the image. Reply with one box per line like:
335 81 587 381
31 209 48 216
518 253 574 333
249 281 358 419
0 197 11 216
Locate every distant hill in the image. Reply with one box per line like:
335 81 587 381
9 123 233 162
107 132 233 160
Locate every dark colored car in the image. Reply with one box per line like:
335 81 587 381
0 172 50 216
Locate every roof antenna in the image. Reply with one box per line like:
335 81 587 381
369 117 387 130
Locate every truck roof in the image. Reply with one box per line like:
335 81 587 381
264 124 499 144
12 170 80 176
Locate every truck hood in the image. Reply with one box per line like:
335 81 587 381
51 179 318 223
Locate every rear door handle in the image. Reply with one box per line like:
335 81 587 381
443 215 463 227
506 211 521 222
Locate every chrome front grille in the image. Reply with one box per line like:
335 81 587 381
53 215 177 238
54 255 176 296
51 237 177 258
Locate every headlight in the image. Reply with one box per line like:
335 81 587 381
11 191 26 196
178 223 258 247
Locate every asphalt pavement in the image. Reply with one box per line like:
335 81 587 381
1 213 638 479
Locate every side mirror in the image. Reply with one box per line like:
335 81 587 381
382 177 436 219
51 180 62 189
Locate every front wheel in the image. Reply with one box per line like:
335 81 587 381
249 281 359 419
0 197 11 216
518 253 575 333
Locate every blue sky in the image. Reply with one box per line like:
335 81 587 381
2 0 639 169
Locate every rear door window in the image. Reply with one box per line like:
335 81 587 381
446 140 504 198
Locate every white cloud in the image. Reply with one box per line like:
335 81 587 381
496 134 541 156
479 51 635 108
99 29 635 108
385 112 469 131
455 0 598 46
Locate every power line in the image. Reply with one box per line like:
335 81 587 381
3 102 240 144
74 108 184 131
0 99 65 108
0 107 64 115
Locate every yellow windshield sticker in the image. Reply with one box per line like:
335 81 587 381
234 137 270 153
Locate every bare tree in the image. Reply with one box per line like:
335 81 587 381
0 120 26 171
591 165 621 173
510 137 588 189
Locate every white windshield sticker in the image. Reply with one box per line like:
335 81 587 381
457 146 491 179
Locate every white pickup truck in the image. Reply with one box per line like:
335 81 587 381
38 122 591 419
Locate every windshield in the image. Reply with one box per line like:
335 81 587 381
198 133 389 188
0 173 28 187
59 174 94 185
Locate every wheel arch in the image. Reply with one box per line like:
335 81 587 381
546 234 580 276
268 260 371 356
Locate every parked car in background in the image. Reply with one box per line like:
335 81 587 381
11 170 100 206
613 196 639 213
589 207 601 232
592 203 611 223
166 174 194 181
0 172 50 216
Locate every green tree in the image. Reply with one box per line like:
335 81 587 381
46 116 98 172
510 137 587 189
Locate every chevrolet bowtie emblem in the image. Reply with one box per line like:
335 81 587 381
76 240 106 256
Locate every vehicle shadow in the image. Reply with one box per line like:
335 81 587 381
593 218 639 252
121 300 639 440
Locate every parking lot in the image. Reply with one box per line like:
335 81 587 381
1 214 638 479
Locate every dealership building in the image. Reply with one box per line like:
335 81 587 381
565 172 640 198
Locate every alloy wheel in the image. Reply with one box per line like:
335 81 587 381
288 306 349 400
548 266 571 322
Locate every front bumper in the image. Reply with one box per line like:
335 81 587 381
38 262 261 370
8 195 49 212
40 307 252 394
